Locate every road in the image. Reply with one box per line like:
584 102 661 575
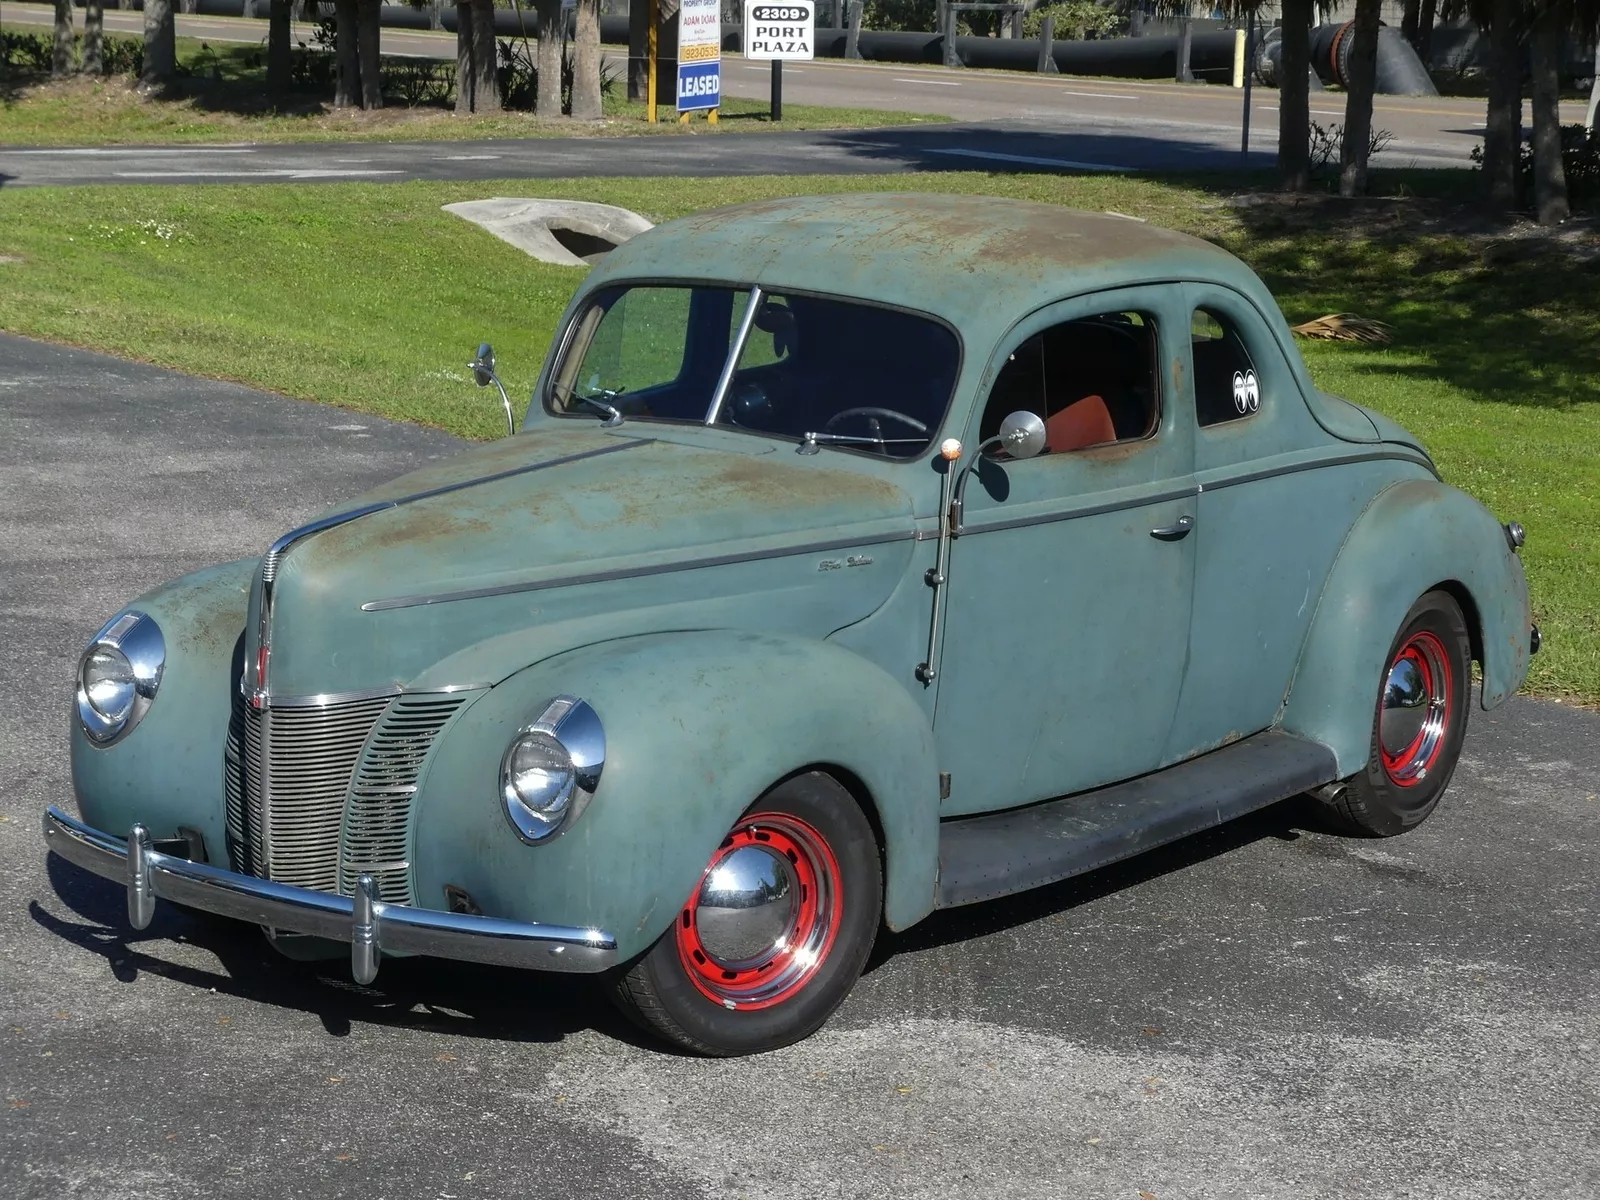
4 0 1592 180
2 332 1597 1199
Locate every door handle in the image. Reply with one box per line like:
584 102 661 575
1150 514 1195 541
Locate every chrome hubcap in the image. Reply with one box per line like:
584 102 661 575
1379 631 1452 787
676 813 843 1011
693 844 798 966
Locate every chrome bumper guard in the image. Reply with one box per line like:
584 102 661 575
43 806 619 984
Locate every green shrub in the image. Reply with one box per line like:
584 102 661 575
1023 0 1125 40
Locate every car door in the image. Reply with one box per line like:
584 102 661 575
1165 283 1389 760
932 287 1197 817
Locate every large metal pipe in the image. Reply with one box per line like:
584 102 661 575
1309 20 1438 97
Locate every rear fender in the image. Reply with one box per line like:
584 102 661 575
1280 479 1531 777
412 630 940 961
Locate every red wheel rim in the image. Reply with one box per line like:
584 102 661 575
1378 630 1453 787
675 813 843 1011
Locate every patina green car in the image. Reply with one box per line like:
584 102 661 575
46 195 1537 1055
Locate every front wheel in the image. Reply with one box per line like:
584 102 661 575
610 772 882 1056
1316 589 1472 837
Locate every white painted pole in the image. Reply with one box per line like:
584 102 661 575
1232 27 1245 88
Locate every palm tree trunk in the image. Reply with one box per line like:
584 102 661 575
535 0 563 116
1338 0 1382 197
1528 5 1569 224
1175 6 1193 83
571 0 602 118
141 0 176 85
1416 0 1437 64
52 0 75 77
1278 0 1312 192
267 0 292 91
334 0 359 108
455 1 475 113
358 0 383 109
83 0 104 74
1401 0 1420 48
469 0 502 112
1481 0 1523 211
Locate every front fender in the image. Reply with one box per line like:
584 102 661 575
69 559 255 853
412 630 941 960
1280 479 1531 777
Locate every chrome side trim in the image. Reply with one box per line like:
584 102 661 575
1197 448 1438 494
957 484 1200 538
384 439 651 508
43 806 619 980
360 529 919 612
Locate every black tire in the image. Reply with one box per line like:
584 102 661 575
610 771 882 1056
1317 589 1472 838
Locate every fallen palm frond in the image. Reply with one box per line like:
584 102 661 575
1291 313 1395 344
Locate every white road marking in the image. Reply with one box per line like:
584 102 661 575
927 147 1134 172
1059 90 1139 100
112 168 405 178
893 77 961 86
3 147 254 155
443 154 502 160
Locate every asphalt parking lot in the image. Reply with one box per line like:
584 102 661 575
2 332 1597 1199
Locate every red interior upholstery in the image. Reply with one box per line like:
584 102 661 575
1045 394 1116 453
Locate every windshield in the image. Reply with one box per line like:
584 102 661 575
547 284 961 459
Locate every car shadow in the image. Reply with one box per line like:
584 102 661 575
868 794 1328 967
36 796 1339 1050
34 852 655 1051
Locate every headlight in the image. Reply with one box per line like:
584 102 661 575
500 695 605 843
76 611 165 746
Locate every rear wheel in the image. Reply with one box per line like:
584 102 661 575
611 771 881 1056
1317 589 1472 837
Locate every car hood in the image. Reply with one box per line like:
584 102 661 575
256 425 918 696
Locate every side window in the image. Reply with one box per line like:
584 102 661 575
980 312 1160 456
1191 308 1260 427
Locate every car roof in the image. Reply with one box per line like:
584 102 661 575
584 193 1255 334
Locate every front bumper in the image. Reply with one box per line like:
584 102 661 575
43 806 619 984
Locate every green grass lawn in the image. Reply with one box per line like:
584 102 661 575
0 172 1593 703
0 37 945 144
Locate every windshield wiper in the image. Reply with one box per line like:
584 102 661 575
556 382 625 428
796 431 924 456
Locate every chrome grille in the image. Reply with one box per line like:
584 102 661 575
246 695 394 894
223 684 250 873
339 696 467 903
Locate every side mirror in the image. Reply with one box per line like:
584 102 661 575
465 341 514 437
471 342 497 389
996 410 1047 460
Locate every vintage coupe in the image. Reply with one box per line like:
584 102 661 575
46 195 1536 1056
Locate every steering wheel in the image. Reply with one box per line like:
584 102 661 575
823 407 928 454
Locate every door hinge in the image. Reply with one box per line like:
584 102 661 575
939 772 951 800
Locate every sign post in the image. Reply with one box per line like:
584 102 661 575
744 0 814 122
677 0 722 122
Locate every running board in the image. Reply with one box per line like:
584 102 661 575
936 730 1339 909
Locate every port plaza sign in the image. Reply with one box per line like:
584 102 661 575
743 0 815 60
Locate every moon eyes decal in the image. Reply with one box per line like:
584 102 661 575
1231 369 1261 415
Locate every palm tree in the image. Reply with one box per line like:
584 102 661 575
52 0 74 78
1338 0 1382 195
358 0 383 108
141 0 176 85
572 0 603 118
535 0 563 116
1278 0 1314 190
268 0 291 91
